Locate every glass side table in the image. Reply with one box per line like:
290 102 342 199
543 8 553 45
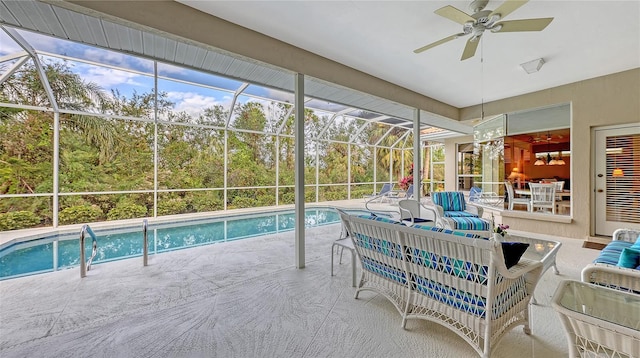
551 280 640 358
503 234 562 304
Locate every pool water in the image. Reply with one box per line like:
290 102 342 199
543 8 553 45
0 207 373 280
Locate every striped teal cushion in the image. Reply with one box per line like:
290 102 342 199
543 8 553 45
409 247 489 283
444 211 478 218
413 275 487 317
353 233 403 259
358 214 403 225
448 217 491 231
412 224 485 239
432 192 466 212
361 256 407 284
594 240 633 265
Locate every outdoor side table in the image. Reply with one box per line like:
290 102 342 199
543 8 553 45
551 280 640 358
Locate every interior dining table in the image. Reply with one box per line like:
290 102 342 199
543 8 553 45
515 189 572 198
514 189 571 214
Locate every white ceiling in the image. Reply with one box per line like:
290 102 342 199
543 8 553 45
179 0 640 108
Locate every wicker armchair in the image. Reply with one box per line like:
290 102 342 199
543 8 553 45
428 191 491 236
581 228 640 293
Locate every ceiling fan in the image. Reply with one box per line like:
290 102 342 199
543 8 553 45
414 0 553 60
530 132 560 144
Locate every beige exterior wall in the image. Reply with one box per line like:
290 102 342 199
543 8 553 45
449 69 640 239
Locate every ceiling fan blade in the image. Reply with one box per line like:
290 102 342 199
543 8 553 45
494 18 554 32
414 33 465 54
489 0 529 20
460 37 480 61
435 5 474 25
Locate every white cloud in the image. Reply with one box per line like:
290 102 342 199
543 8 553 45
0 33 23 56
80 65 147 89
82 48 155 74
166 91 233 117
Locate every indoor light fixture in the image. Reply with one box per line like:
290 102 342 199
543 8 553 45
534 157 546 166
556 151 566 165
612 136 624 177
520 58 545 74
508 167 520 179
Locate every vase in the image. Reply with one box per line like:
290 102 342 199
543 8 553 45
493 233 504 241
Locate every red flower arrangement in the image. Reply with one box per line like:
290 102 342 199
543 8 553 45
398 164 414 191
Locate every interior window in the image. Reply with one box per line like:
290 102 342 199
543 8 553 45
504 128 571 215
457 143 482 191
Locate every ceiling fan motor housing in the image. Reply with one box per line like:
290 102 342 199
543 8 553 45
469 0 490 13
464 10 500 37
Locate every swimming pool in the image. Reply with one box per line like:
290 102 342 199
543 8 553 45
0 207 378 280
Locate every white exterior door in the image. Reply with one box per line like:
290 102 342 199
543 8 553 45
594 125 640 236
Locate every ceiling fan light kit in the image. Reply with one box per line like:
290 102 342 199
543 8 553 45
414 0 554 61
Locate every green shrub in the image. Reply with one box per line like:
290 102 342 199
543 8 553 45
59 205 103 225
256 194 276 207
189 194 223 212
107 203 147 220
322 190 348 201
350 188 371 199
157 199 187 216
0 211 41 230
305 190 316 203
229 196 257 209
278 188 295 205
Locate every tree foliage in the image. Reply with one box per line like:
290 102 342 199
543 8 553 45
0 59 435 229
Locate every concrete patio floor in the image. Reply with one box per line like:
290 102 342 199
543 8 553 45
0 200 600 357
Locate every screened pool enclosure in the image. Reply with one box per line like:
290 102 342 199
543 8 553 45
0 24 454 230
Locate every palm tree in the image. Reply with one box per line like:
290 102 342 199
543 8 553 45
2 60 118 164
368 124 412 181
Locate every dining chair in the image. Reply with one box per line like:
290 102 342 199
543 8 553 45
553 181 565 201
504 181 531 211
529 183 556 214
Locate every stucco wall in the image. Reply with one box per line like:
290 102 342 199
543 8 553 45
450 69 640 239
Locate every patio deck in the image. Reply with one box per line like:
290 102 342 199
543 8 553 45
0 199 599 357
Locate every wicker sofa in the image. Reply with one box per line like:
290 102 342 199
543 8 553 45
339 212 543 358
581 228 640 293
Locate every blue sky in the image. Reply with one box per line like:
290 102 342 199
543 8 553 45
1 29 382 132
0 29 285 118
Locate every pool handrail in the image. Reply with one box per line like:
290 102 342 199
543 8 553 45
143 219 148 267
79 224 98 278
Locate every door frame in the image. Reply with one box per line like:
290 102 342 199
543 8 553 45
592 123 640 236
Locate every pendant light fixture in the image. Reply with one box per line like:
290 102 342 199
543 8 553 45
545 138 553 165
